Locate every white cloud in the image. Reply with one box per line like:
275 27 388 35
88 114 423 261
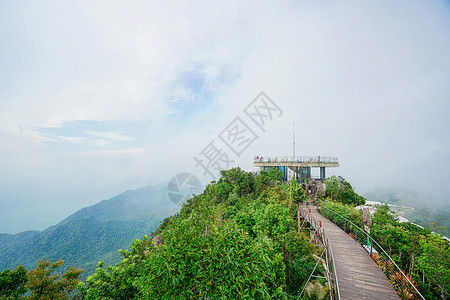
85 131 135 142
70 147 145 157
1 0 449 232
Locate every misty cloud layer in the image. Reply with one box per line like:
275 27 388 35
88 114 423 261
1 0 449 233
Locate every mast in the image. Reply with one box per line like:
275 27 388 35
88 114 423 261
293 118 295 161
293 118 296 180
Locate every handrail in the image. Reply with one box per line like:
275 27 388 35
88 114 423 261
324 229 340 300
298 205 340 300
253 156 339 164
319 205 425 300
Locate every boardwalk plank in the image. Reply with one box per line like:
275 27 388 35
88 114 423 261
309 207 400 300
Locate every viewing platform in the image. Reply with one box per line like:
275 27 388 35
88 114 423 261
253 156 339 167
253 156 339 182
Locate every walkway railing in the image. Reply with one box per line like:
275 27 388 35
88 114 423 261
298 205 340 300
319 205 425 300
254 156 339 164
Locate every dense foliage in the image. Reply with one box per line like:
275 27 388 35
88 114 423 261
78 168 320 299
371 205 449 300
0 260 83 300
0 265 27 299
324 175 366 206
3 169 448 299
319 201 363 227
405 208 449 237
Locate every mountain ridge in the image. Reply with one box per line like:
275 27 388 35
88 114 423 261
0 182 179 277
364 187 450 235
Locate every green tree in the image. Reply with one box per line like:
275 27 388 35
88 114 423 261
289 179 305 204
251 196 293 239
417 235 450 300
219 167 255 197
26 260 83 300
0 265 28 299
324 175 340 200
320 201 363 227
324 176 365 206
254 169 282 195
215 180 233 203
79 236 154 299
337 189 365 206
372 204 397 226
137 196 286 299
281 231 316 295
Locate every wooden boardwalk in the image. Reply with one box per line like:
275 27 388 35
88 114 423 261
310 207 400 300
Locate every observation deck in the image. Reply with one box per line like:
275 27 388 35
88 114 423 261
253 156 339 182
253 156 339 167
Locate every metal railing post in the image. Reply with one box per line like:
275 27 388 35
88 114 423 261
298 205 340 300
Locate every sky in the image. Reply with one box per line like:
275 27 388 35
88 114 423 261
1 0 449 233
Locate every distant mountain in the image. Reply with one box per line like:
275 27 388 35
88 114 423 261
364 188 450 236
0 183 179 277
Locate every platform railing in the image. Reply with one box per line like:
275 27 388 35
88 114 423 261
319 205 425 300
253 156 339 164
298 205 340 300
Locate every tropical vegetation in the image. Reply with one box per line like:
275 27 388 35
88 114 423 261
1 169 448 299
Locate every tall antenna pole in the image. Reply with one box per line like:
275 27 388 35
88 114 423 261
293 118 296 181
293 117 300 228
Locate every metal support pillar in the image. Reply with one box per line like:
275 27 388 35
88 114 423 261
299 167 303 183
320 167 326 182
300 167 311 183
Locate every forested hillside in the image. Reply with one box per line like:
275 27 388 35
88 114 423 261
0 184 178 277
1 169 448 299
77 168 319 299
365 189 450 236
